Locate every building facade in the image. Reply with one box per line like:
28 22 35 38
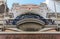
46 0 60 26
46 0 60 12
0 2 58 32
7 3 58 32
10 3 48 19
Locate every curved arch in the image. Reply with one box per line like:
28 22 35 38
12 12 50 25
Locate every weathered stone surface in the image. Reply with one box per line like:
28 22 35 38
0 4 9 13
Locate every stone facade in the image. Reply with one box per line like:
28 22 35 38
10 3 48 18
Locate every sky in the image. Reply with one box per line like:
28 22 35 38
7 0 45 9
